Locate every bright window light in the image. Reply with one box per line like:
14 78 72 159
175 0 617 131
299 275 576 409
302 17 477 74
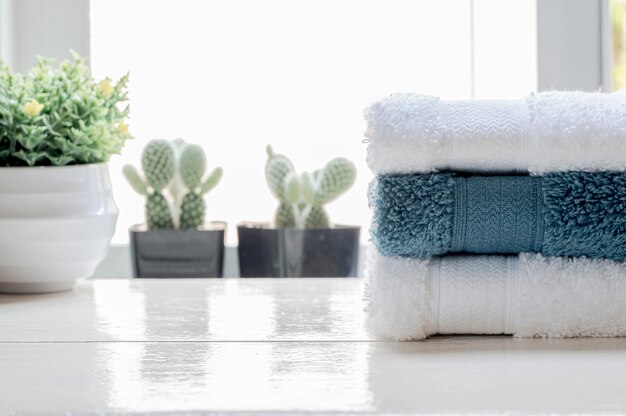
90 0 536 243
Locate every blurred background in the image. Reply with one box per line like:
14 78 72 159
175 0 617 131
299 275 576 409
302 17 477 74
0 0 624 245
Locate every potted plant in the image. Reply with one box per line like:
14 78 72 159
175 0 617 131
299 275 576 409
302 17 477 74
0 54 130 293
123 138 225 277
237 146 360 277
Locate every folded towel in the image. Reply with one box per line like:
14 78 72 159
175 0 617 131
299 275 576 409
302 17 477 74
365 91 626 174
364 250 626 340
370 172 626 261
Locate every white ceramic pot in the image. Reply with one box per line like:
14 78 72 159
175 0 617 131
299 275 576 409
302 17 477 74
0 164 118 293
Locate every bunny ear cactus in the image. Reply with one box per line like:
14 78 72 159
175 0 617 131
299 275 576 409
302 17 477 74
265 145 295 201
122 139 176 229
141 139 176 192
179 143 223 229
265 146 356 229
123 139 222 230
266 145 297 227
167 138 188 213
317 158 357 204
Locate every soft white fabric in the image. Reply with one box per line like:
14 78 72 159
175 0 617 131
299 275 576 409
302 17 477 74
365 91 626 174
364 250 626 340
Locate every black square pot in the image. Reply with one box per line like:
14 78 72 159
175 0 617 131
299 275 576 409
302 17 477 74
237 223 360 277
130 222 226 278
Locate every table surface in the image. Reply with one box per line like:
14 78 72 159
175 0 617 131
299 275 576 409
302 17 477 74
1 278 626 415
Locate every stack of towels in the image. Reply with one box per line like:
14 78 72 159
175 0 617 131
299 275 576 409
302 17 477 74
364 91 626 340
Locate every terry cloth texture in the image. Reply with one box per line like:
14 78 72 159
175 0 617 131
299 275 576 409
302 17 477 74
370 172 626 260
364 91 626 174
364 249 626 340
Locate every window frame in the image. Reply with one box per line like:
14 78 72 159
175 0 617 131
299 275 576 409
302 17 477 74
536 0 608 92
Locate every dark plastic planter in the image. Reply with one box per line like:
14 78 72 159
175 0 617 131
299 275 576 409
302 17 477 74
237 222 360 277
130 221 226 278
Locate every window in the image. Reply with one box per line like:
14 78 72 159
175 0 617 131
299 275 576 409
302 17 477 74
90 0 536 243
612 0 626 90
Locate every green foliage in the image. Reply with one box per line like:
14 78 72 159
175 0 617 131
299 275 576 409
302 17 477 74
0 52 131 166
124 139 222 230
265 146 356 229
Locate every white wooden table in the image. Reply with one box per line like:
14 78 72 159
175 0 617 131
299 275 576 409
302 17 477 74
1 278 626 415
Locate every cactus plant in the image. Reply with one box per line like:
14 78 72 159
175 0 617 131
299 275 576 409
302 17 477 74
123 139 222 229
265 145 356 228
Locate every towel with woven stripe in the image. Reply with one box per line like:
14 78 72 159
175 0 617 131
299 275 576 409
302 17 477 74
370 172 626 261
365 250 626 340
365 91 626 174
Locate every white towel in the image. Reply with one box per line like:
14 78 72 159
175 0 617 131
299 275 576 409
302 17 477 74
364 250 626 340
365 91 626 174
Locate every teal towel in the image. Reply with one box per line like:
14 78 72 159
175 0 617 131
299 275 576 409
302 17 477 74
370 172 626 260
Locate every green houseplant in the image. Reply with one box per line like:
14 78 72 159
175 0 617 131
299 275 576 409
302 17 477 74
0 53 129 166
237 146 360 277
0 53 131 293
123 139 226 278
